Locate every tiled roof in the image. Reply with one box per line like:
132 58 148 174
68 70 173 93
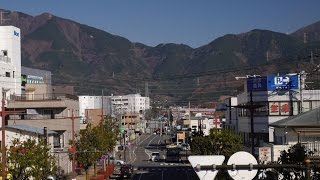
270 108 320 127
5 125 57 135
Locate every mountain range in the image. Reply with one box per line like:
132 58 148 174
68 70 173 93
1 9 320 106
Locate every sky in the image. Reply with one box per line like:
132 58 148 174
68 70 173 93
1 0 320 48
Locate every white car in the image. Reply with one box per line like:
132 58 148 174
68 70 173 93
151 152 160 162
109 157 125 166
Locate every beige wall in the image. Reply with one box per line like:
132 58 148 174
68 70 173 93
85 109 103 127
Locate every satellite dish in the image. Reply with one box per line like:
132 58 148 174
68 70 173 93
188 155 225 180
227 151 258 180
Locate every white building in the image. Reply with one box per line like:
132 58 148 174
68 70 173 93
0 26 21 101
78 96 112 123
111 94 150 114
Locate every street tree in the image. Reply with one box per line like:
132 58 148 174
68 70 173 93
72 116 119 179
6 138 57 180
190 129 243 180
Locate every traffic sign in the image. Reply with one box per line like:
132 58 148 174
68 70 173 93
227 151 258 180
188 155 225 180
101 155 108 160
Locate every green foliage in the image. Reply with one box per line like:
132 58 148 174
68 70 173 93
190 129 243 157
276 143 309 180
7 138 57 180
72 116 119 173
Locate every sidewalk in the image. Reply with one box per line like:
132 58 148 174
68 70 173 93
74 167 95 180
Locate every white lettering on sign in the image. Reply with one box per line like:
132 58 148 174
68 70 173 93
274 76 290 85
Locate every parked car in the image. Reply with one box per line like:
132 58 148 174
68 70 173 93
120 164 133 178
151 152 160 161
109 157 125 166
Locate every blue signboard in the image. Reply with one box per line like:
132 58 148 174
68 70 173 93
247 77 268 91
267 75 299 90
247 75 299 91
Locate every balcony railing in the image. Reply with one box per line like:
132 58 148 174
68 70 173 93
10 93 78 101
302 142 320 156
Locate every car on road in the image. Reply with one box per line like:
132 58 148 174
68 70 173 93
120 164 133 178
109 157 125 166
151 152 160 161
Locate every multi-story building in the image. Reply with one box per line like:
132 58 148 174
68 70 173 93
78 96 112 125
7 67 79 175
230 74 320 154
111 94 150 114
0 26 21 101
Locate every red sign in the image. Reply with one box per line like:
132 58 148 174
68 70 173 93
281 103 290 113
213 119 221 128
270 103 279 113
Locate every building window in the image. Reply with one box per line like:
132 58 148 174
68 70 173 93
1 50 7 56
5 72 10 77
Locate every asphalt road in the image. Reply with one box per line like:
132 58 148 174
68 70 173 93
122 133 199 180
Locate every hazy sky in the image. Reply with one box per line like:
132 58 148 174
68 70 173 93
1 0 320 48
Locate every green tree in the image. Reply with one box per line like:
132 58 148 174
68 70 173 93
73 116 119 179
6 138 57 180
190 129 243 157
190 129 243 180
73 123 99 179
276 143 312 180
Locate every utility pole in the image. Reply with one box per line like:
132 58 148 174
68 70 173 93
101 90 104 122
43 127 47 145
299 71 306 113
1 96 6 180
71 109 75 177
249 91 254 155
234 75 264 156
66 109 79 178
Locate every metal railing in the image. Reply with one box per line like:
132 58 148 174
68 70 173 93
9 93 78 101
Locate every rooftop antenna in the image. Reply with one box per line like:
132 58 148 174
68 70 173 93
0 11 10 25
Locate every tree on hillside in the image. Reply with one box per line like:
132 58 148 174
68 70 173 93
7 138 57 180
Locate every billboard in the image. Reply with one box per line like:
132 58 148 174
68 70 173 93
246 76 268 91
247 75 299 91
267 75 299 90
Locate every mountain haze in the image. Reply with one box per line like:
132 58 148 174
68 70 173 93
2 10 320 105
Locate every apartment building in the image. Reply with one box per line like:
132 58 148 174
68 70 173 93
0 26 21 101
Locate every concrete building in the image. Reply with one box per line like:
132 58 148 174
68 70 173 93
78 96 112 125
6 67 79 175
0 26 21 101
111 94 150 114
233 74 320 155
